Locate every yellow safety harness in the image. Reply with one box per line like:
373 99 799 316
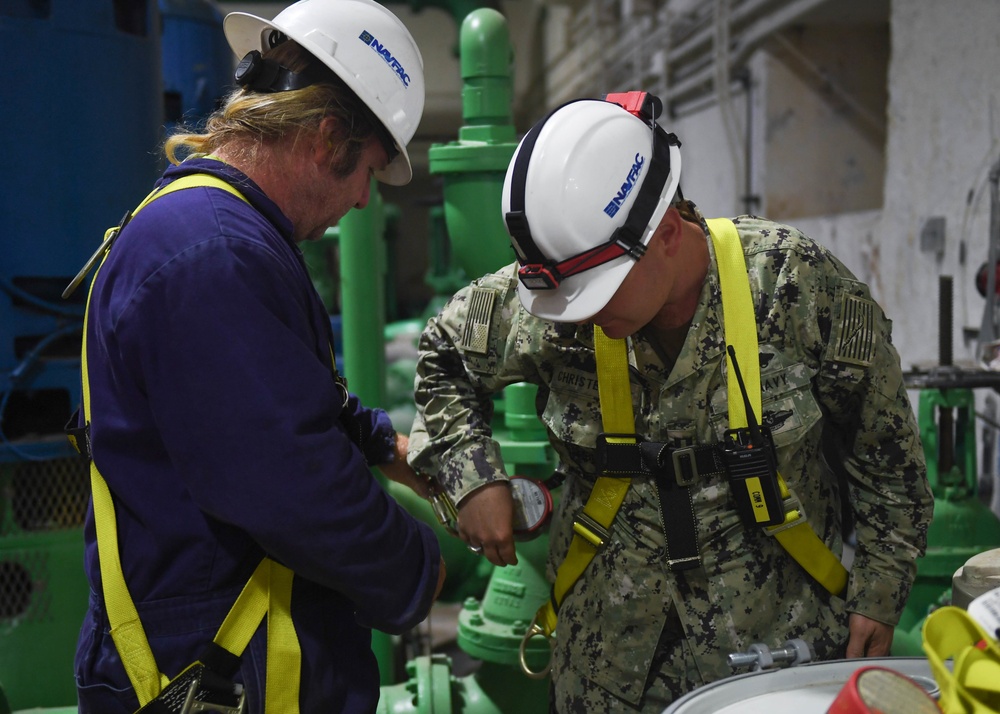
519 217 848 677
708 217 848 595
77 173 302 712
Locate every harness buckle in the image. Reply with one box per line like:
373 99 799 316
573 510 611 549
137 662 246 714
671 447 699 487
333 375 349 408
183 674 246 714
764 494 808 536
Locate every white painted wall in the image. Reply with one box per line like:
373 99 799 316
880 0 1000 369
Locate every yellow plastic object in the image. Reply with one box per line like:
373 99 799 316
922 605 1000 713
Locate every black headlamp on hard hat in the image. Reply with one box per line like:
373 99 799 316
505 91 680 291
234 50 325 93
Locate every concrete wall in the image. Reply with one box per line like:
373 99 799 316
879 1 1000 369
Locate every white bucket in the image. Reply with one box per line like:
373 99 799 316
662 658 937 714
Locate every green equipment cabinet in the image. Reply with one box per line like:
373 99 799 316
0 457 90 710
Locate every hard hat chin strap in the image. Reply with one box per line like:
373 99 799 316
506 92 680 291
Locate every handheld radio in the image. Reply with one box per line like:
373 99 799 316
721 346 785 527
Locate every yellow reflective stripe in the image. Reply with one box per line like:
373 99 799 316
707 217 848 597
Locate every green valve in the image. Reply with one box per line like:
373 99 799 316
429 8 519 284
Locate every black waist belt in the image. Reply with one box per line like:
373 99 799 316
596 435 726 572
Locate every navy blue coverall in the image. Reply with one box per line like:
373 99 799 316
74 158 440 713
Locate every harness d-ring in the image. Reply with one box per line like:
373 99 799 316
519 612 554 680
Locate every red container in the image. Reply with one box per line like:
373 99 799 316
828 666 940 714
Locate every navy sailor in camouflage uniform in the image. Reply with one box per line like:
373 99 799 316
408 93 933 712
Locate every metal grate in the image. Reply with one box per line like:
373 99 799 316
0 556 43 622
2 457 90 536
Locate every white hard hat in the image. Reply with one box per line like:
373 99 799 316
502 93 682 322
224 0 425 185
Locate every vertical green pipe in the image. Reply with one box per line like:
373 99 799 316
337 178 387 408
428 8 519 281
336 180 397 682
300 233 339 313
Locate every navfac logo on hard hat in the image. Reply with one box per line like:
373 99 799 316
604 153 645 218
358 30 411 87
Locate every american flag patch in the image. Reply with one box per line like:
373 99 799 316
834 294 876 366
460 287 497 354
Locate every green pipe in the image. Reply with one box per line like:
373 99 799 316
394 10 556 710
376 537 552 714
335 183 403 682
376 655 549 714
457 8 515 135
428 7 519 282
402 0 501 29
455 535 551 675
918 388 977 497
299 232 339 313
336 178 387 408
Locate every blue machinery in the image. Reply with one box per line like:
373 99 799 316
1 2 162 709
0 2 231 709
2 1 1000 712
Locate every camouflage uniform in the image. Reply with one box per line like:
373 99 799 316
409 211 933 712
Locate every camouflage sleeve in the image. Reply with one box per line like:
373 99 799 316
815 272 933 625
408 265 533 503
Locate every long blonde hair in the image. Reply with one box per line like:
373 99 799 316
165 40 381 177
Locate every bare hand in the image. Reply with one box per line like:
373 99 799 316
377 433 432 498
845 612 893 658
457 482 518 567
